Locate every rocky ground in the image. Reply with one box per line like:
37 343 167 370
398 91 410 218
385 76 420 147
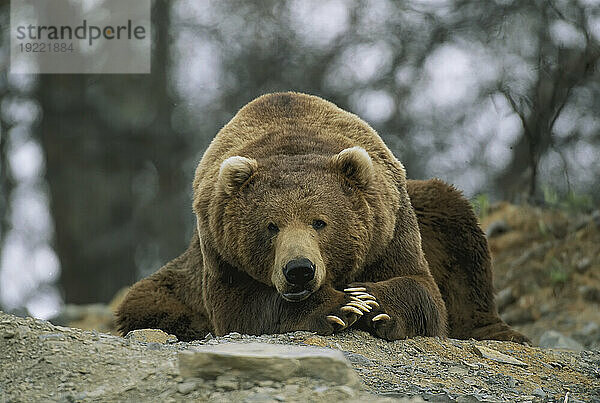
1 311 599 402
481 203 600 351
1 203 599 402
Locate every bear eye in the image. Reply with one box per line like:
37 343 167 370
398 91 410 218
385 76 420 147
312 219 327 230
267 222 279 233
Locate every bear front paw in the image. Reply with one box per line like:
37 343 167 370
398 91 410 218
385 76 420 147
324 291 372 332
345 284 406 341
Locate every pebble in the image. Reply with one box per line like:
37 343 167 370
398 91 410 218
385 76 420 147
38 333 66 341
177 381 197 395
225 332 242 340
532 387 546 399
125 329 178 344
3 330 16 339
215 375 238 391
576 258 592 273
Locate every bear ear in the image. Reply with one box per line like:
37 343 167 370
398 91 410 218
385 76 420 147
331 146 373 189
218 156 258 194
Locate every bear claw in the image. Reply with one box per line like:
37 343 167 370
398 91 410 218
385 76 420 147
344 287 367 292
353 293 376 300
341 305 363 316
349 297 372 308
326 315 346 328
372 313 391 322
364 300 380 308
346 301 371 312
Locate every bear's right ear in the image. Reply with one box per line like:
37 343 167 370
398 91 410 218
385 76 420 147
331 146 373 189
218 156 258 194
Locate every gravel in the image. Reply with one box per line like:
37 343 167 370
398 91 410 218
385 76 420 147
1 311 599 402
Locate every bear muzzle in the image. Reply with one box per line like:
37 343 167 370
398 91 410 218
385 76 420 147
283 258 315 285
279 258 318 302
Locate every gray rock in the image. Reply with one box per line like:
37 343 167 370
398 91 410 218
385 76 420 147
472 345 527 367
178 342 360 386
531 387 546 399
575 258 592 273
177 381 197 395
539 330 584 351
215 374 238 391
38 333 66 341
486 220 510 238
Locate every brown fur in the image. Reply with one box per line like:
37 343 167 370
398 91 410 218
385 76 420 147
116 92 528 344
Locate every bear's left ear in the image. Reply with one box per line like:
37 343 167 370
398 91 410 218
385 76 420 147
218 156 258 194
331 146 373 189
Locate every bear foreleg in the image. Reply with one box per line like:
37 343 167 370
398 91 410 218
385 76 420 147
348 276 448 340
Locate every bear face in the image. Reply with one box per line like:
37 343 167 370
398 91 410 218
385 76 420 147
214 146 381 302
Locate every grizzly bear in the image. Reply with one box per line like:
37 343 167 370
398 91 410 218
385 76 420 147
116 92 528 344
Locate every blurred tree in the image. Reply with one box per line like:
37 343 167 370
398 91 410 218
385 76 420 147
0 0 10 251
466 1 600 200
38 0 192 304
172 0 599 202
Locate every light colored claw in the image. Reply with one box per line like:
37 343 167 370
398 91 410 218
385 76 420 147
341 305 363 316
353 293 376 300
344 287 367 292
346 301 371 312
364 300 380 308
326 315 346 327
372 313 391 322
356 294 377 299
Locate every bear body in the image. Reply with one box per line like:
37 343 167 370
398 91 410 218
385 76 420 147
116 92 528 343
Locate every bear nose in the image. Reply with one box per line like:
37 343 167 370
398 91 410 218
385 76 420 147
283 258 315 286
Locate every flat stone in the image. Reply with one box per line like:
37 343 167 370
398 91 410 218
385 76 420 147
125 329 178 344
38 333 66 341
472 345 527 367
178 342 359 386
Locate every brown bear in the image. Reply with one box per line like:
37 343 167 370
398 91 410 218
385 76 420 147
116 92 528 344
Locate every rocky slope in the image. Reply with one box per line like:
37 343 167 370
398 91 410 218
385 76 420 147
481 203 600 350
1 311 599 402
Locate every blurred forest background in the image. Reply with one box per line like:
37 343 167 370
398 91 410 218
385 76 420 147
0 0 599 319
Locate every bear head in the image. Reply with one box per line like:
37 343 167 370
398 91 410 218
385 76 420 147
216 146 378 301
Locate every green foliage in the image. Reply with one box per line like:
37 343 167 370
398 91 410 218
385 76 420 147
541 186 593 213
548 258 569 286
471 193 490 219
